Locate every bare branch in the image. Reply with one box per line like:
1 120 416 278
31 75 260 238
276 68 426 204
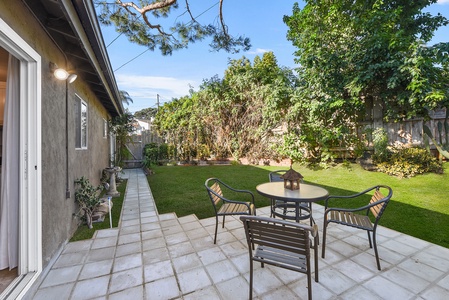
219 0 228 37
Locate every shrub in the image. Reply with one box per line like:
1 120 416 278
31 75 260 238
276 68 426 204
372 128 391 163
74 177 103 229
143 143 170 167
376 147 443 178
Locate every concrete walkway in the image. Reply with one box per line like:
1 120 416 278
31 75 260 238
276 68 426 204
30 168 449 299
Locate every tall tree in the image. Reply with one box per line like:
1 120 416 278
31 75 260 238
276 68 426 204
134 107 158 120
95 0 250 55
281 0 449 163
284 0 449 121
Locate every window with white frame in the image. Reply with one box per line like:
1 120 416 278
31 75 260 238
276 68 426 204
75 95 88 149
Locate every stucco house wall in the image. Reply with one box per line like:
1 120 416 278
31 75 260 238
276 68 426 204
0 1 123 296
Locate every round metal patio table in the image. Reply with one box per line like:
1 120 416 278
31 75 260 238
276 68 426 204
256 182 329 223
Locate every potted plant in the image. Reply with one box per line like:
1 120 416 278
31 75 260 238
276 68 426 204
74 176 103 229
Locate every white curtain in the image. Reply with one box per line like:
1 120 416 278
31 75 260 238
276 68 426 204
0 54 20 270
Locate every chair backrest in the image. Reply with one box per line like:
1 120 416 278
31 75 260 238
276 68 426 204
241 215 314 259
205 178 223 208
369 186 392 220
269 170 286 182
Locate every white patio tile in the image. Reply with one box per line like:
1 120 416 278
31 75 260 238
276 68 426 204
108 266 143 294
412 250 449 272
177 267 212 294
71 275 110 299
120 218 140 228
142 247 170 264
183 286 221 300
113 253 142 272
118 224 140 235
333 259 376 283
109 285 144 300
316 267 357 295
86 247 116 262
79 259 113 280
117 232 141 245
95 228 119 238
220 240 247 257
140 221 160 232
181 220 203 232
53 250 88 268
425 244 449 259
197 246 227 266
172 252 202 273
339 285 383 300
267 264 305 285
437 273 449 290
91 236 118 250
185 227 210 240
144 259 174 282
142 237 166 251
382 239 421 256
420 285 449 300
215 275 249 300
259 285 299 300
395 234 432 250
398 258 444 281
145 275 180 300
40 265 83 288
31 283 74 300
327 239 368 258
141 228 163 240
363 276 416 299
215 231 238 244
62 240 92 254
158 212 177 221
205 259 240 284
115 241 142 257
381 267 431 294
290 276 334 300
249 267 284 295
164 231 189 246
168 240 195 258
191 235 215 251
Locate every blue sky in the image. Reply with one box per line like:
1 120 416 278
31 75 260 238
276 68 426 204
100 0 449 113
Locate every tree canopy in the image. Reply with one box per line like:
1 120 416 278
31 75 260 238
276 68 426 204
284 0 449 121
95 0 250 55
153 52 297 162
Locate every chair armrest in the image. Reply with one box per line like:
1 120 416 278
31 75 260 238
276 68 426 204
325 198 388 215
216 179 255 204
324 186 380 209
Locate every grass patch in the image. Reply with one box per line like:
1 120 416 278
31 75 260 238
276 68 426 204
70 179 127 241
148 163 449 248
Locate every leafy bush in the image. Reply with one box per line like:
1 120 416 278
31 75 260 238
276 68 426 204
143 143 169 167
376 147 442 178
74 177 103 229
372 128 391 163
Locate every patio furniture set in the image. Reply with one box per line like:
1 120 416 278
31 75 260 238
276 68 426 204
205 171 393 300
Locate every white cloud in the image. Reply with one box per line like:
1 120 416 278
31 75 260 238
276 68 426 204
249 48 272 55
437 0 449 4
116 74 196 100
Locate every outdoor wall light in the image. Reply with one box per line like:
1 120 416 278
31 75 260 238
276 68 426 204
50 62 77 83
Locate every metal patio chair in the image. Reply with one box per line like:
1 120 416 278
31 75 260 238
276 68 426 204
205 178 256 244
322 185 393 270
240 215 319 300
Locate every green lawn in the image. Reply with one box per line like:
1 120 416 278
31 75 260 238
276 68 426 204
148 162 449 248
